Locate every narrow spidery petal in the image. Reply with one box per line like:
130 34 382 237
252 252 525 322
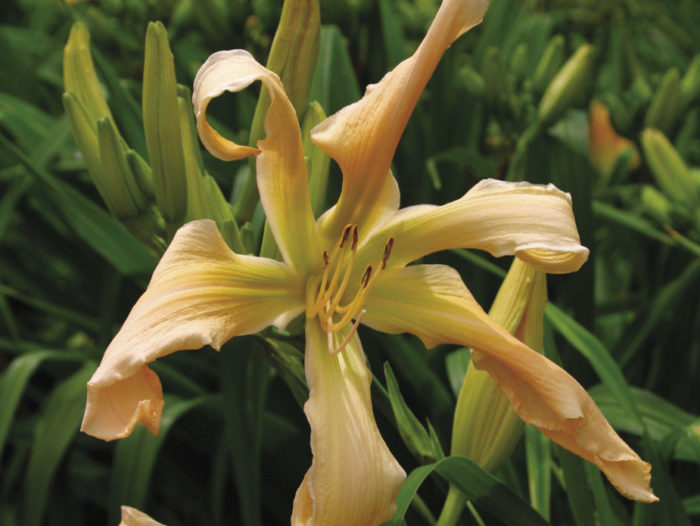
312 0 489 237
82 220 304 441
193 50 319 275
359 179 589 274
292 321 405 525
362 265 657 503
119 506 166 526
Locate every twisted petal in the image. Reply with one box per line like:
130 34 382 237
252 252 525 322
359 179 589 273
193 50 318 275
362 265 657 502
291 320 406 526
312 0 488 237
119 506 165 526
82 220 304 441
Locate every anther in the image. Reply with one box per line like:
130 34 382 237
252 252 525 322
351 225 359 250
361 265 373 288
322 250 329 268
381 237 394 269
339 224 353 248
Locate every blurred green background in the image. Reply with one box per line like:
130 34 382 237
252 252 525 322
1 0 700 524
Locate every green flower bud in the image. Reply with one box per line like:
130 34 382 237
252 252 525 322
482 47 507 109
640 185 672 225
451 258 546 472
537 43 593 128
641 128 698 206
97 117 150 219
532 35 565 94
457 65 485 97
644 68 681 134
509 43 528 84
680 55 700 109
301 101 331 216
143 21 188 229
63 22 113 123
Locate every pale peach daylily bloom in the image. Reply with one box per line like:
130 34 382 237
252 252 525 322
589 100 640 178
81 0 656 523
119 506 165 526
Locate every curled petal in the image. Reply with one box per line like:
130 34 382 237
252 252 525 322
360 179 589 273
312 0 488 237
193 50 318 275
363 265 657 502
291 320 406 525
82 220 304 441
119 506 166 526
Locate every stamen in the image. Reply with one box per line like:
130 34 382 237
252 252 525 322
350 225 359 250
361 265 373 288
339 224 353 248
322 250 329 269
381 237 394 269
330 310 366 355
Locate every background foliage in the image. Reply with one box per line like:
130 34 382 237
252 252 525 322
1 0 699 524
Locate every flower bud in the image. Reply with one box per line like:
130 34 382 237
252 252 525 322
641 128 698 206
97 117 150 219
537 43 593 128
301 101 331 216
640 185 672 225
63 22 112 123
457 65 485 97
532 35 565 94
644 67 681 134
588 100 640 180
681 55 700 108
143 21 188 229
509 43 528 84
451 258 546 472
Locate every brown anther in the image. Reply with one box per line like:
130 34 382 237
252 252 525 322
381 237 395 269
361 265 373 288
350 225 359 250
339 224 353 248
322 250 329 268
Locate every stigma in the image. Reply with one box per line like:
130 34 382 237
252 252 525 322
306 224 394 355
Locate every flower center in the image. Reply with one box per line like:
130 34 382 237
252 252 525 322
305 224 394 354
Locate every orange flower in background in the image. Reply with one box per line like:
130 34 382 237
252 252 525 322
80 0 656 523
589 100 640 178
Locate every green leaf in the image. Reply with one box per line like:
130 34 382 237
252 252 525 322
23 362 95 526
384 362 443 463
0 350 82 465
525 425 551 521
384 456 550 526
0 133 155 275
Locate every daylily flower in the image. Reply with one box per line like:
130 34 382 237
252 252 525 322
119 506 165 526
589 100 640 179
81 0 656 523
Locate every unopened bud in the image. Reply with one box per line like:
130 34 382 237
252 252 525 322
640 185 672 225
63 22 112 123
509 43 528 84
641 128 698 206
451 258 546 472
532 35 565 94
97 117 150 219
537 43 593 128
589 100 640 180
143 21 188 228
457 65 485 97
645 68 681 134
301 101 331 215
681 55 700 109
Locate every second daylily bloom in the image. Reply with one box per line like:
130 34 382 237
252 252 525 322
81 0 656 523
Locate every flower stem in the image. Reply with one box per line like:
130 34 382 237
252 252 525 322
436 485 466 526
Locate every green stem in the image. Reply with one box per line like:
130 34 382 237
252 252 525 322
436 485 466 526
